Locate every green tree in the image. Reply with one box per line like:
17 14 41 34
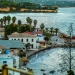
0 18 3 27
7 15 11 25
44 36 49 42
19 25 25 33
54 28 59 36
26 17 30 24
29 18 32 25
26 17 32 31
3 16 7 39
40 23 45 33
12 16 16 24
3 16 7 26
25 24 30 31
50 27 54 35
18 20 21 32
25 43 31 50
34 19 37 28
45 28 48 32
6 23 17 35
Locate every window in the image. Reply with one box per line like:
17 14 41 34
21 39 23 42
3 61 7 64
32 39 34 42
26 39 28 42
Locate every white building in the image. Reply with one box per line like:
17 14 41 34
0 54 13 74
51 36 65 45
0 53 20 75
8 32 38 50
35 31 44 42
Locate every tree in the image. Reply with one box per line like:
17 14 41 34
26 17 32 31
40 23 45 33
3 16 7 26
7 15 11 25
29 18 32 25
34 19 37 28
59 24 74 75
50 27 54 35
26 17 30 24
3 16 7 39
18 20 21 32
6 23 17 35
54 28 59 36
0 18 3 27
25 43 31 50
45 28 48 32
12 16 16 24
19 25 25 33
44 36 49 42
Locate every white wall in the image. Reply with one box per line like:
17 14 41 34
9 37 37 49
36 36 44 41
12 55 19 68
0 58 13 74
51 36 65 45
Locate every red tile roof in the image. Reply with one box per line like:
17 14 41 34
23 31 34 35
0 46 4 49
35 31 42 34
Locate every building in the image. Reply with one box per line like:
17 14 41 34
35 31 44 42
51 36 65 45
0 53 20 75
8 32 38 50
0 54 13 74
0 40 25 55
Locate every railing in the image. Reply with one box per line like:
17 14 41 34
1 65 33 75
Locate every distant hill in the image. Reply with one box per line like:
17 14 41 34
0 0 75 7
16 0 75 7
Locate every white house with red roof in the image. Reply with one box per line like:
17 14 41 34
8 32 38 50
34 31 44 42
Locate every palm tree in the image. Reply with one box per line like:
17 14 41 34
12 16 16 24
29 18 32 25
18 20 21 32
7 15 11 25
0 18 3 27
50 27 54 35
34 19 37 28
26 17 30 24
40 23 45 33
54 28 59 36
3 16 7 39
26 17 32 31
3 16 7 27
45 28 48 32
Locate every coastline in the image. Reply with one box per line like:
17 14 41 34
27 45 60 59
0 7 57 13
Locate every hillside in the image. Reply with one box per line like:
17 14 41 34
10 0 75 7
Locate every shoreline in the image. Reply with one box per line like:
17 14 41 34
0 7 57 13
27 45 60 59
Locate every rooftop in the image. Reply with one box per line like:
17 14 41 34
0 40 25 48
8 32 36 38
23 31 34 35
35 31 42 34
